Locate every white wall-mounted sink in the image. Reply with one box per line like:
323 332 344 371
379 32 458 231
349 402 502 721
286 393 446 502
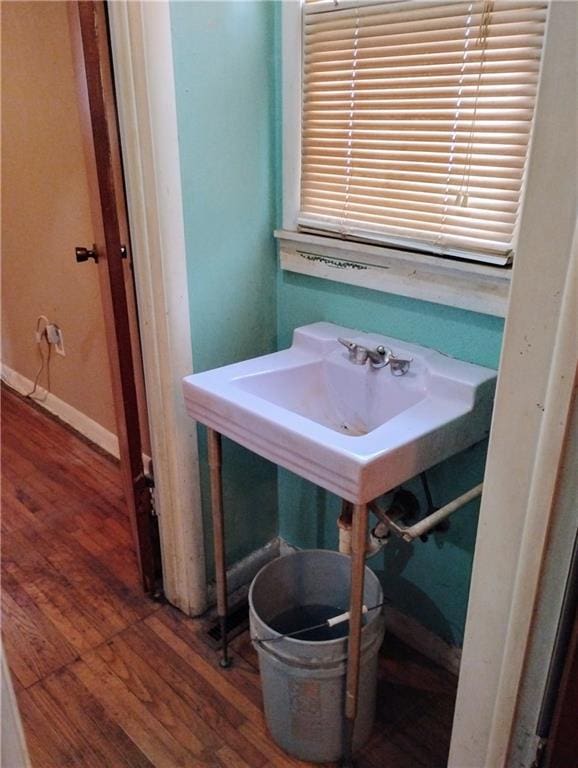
182 322 496 503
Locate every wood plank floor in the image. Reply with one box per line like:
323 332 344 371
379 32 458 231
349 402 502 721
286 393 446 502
1 385 457 767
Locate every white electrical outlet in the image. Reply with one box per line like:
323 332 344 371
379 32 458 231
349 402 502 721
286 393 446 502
55 330 65 356
45 324 59 344
46 324 65 356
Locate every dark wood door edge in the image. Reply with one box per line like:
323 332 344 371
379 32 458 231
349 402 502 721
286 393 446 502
68 1 162 593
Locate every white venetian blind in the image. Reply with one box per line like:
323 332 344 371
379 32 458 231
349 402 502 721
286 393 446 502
299 0 548 264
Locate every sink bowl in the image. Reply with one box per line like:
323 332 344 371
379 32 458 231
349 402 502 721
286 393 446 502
182 322 496 503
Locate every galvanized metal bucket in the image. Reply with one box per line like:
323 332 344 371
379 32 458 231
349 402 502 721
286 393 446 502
249 549 385 763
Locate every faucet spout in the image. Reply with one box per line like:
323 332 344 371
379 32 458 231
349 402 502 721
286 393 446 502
337 337 412 374
338 337 390 369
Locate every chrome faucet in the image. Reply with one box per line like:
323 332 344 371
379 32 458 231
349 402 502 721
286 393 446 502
338 337 412 375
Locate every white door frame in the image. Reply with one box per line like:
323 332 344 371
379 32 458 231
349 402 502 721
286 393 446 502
108 1 577 764
107 2 206 616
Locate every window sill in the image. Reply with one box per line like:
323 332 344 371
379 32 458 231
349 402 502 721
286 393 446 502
275 229 511 318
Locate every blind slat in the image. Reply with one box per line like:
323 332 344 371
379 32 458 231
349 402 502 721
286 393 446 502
300 204 513 238
306 41 544 62
304 62 542 83
303 172 521 203
305 19 546 55
305 1 546 29
302 191 518 223
303 167 524 191
305 74 539 91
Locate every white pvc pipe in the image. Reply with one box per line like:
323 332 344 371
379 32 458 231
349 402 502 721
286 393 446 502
401 483 483 542
340 483 482 554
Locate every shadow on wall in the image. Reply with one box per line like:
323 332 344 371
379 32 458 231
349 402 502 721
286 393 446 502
376 543 456 648
199 429 279 579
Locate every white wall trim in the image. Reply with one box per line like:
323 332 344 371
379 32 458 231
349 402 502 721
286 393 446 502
487 220 577 766
108 2 207 616
281 0 302 231
509 373 577 767
277 229 511 317
385 605 462 677
1 364 119 458
449 4 578 765
206 538 281 605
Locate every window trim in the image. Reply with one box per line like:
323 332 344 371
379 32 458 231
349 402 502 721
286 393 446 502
276 227 511 315
279 0 528 317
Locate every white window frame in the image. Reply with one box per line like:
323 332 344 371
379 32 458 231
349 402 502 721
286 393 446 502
277 0 548 318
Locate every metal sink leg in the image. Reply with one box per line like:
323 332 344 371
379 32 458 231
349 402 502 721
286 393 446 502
341 502 369 766
207 428 231 668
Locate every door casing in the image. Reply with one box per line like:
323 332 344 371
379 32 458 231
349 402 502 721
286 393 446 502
107 1 207 615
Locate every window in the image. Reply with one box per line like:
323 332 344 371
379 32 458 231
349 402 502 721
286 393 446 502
297 0 548 265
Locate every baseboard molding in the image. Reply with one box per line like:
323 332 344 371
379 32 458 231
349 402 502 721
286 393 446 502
1 364 120 458
207 537 281 611
278 537 461 675
385 605 461 676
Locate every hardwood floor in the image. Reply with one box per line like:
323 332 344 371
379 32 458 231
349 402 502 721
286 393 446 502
1 386 457 767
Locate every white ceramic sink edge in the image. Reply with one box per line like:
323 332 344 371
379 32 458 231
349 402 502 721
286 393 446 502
182 322 497 503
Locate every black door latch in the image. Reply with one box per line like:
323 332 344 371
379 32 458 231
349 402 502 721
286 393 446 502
75 246 98 263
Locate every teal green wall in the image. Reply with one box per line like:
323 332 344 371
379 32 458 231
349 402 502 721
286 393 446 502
170 1 279 572
277 273 504 645
278 273 503 368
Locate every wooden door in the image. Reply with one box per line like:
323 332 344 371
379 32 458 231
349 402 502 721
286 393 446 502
68 0 161 593
545 613 578 767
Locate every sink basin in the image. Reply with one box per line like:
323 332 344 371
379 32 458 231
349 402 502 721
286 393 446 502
182 322 496 503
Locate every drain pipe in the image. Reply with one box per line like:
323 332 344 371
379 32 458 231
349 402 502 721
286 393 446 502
338 490 420 557
338 499 385 557
338 499 389 558
337 501 355 554
373 483 484 543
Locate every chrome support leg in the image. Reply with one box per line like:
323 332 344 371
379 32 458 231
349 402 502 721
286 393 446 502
207 428 231 668
341 502 368 766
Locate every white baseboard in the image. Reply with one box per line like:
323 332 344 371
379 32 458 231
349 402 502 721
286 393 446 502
1 363 120 458
207 537 281 611
385 604 461 676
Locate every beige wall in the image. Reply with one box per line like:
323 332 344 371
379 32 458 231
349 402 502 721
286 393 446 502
1 1 117 434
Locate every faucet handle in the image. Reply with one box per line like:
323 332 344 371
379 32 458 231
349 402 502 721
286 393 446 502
389 355 412 376
338 336 411 374
367 345 390 369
